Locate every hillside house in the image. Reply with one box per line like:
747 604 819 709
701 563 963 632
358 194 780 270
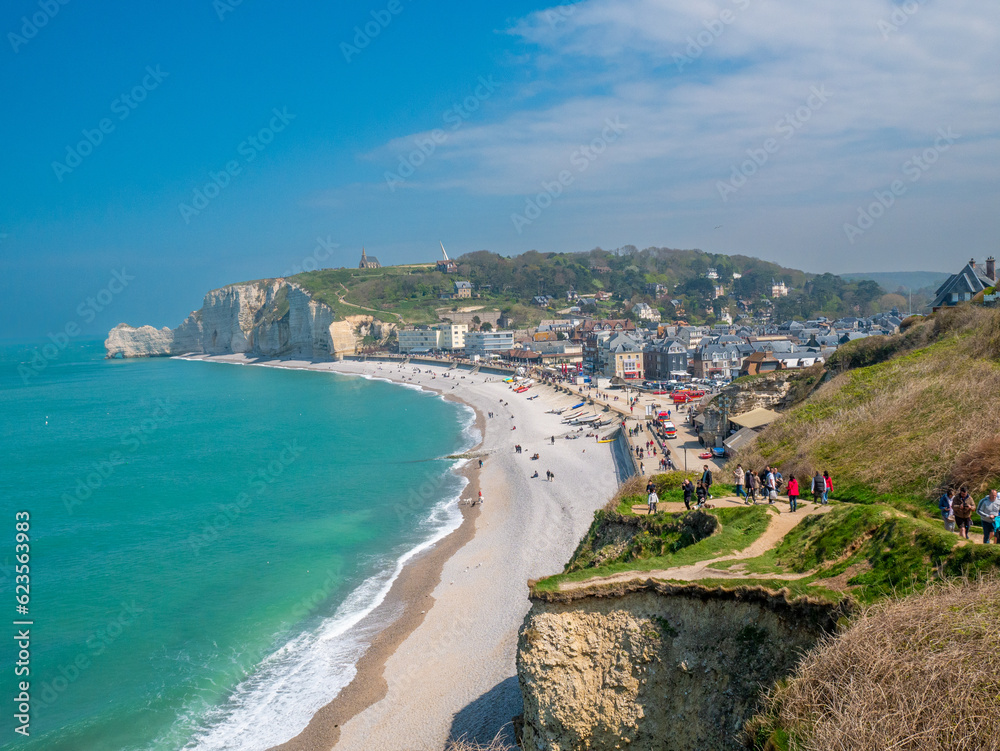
631 302 662 322
931 257 997 311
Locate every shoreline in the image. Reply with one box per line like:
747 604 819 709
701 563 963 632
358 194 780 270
175 353 488 750
270 366 488 751
175 354 621 750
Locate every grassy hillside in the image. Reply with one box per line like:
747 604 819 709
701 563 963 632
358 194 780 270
735 306 1000 507
288 247 887 326
707 504 1000 604
749 577 1000 751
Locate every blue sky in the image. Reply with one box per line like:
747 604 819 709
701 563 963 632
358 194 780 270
2 0 998 339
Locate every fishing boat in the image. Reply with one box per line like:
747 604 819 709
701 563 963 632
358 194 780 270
570 401 585 409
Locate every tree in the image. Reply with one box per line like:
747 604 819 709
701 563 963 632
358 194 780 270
680 277 716 303
481 322 493 332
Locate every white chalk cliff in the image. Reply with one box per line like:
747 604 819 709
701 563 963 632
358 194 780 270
105 280 394 359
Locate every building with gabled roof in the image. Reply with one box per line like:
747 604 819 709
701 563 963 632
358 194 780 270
359 248 381 269
436 242 458 273
931 257 996 311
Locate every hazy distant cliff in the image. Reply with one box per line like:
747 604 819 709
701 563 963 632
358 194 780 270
105 279 395 359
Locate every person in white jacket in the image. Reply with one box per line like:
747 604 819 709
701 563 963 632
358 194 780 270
977 489 1000 544
647 490 659 515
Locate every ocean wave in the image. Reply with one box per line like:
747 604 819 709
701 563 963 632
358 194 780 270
156 462 468 751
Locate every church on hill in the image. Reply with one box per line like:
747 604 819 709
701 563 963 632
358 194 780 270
359 248 381 269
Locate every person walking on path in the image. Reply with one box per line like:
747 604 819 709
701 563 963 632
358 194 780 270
787 475 799 512
682 478 694 510
811 471 824 504
734 464 746 500
647 489 659 515
746 470 758 504
953 489 975 540
701 465 714 500
938 488 956 532
765 467 778 504
823 471 832 504
977 489 1000 544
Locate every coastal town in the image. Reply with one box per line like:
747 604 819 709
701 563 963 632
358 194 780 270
387 250 998 383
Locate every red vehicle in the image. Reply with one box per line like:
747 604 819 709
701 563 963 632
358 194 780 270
698 451 713 460
671 393 693 404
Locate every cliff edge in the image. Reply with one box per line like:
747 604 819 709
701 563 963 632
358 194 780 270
518 581 848 751
105 279 395 359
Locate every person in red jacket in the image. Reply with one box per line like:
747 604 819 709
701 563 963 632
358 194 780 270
788 475 800 512
823 470 833 504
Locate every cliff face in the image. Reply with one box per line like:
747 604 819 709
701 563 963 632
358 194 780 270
518 582 847 751
105 280 395 359
699 367 824 443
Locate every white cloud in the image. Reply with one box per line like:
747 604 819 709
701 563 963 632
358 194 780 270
330 0 1000 269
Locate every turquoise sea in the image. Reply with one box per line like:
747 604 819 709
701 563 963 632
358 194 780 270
0 339 474 750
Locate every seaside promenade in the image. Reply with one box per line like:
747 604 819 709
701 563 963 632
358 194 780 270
534 374 725 480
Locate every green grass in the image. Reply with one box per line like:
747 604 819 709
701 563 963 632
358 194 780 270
614 474 737 514
738 307 1000 508
697 503 1000 604
533 506 771 592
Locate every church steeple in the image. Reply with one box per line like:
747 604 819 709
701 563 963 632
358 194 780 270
359 247 381 269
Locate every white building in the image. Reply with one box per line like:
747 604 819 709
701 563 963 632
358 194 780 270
398 328 441 353
706 268 719 280
771 280 789 298
465 330 515 357
439 324 468 351
631 302 662 322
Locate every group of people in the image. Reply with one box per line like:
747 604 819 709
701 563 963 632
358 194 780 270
939 488 1000 542
634 443 658 461
679 477 712 510
730 464 833 510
